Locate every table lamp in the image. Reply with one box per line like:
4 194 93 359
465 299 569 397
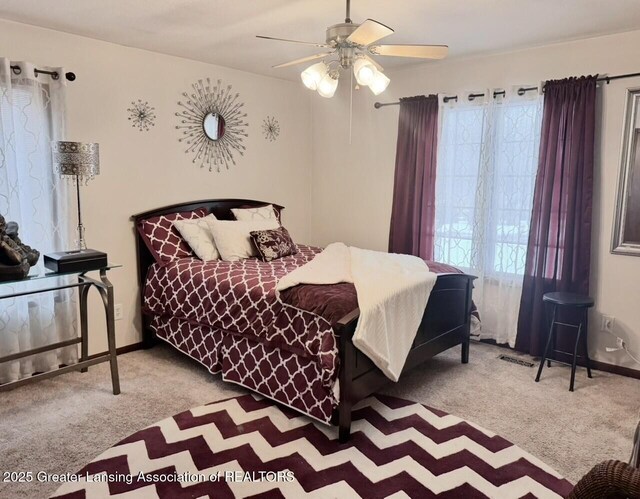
51 141 99 250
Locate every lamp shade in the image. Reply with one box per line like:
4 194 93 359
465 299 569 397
52 141 100 182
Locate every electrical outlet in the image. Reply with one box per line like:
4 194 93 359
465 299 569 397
114 303 123 321
601 314 615 334
606 337 626 352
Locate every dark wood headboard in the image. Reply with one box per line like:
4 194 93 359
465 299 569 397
130 199 284 347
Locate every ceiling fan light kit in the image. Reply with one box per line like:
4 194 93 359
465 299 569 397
301 61 328 90
369 70 391 95
258 0 448 99
317 71 339 98
353 58 376 86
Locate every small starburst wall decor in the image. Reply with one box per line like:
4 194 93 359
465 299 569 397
262 116 280 142
127 99 156 131
175 78 248 172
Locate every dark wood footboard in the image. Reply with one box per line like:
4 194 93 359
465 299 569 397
334 272 476 442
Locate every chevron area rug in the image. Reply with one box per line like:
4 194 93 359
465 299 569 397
51 394 573 498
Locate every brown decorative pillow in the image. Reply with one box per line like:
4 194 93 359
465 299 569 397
249 226 296 262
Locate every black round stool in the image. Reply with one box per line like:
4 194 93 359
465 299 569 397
535 291 594 391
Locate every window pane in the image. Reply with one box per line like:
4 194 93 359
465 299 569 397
434 98 541 276
435 105 485 270
488 99 541 275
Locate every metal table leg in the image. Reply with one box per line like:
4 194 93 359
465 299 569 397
79 281 91 373
93 270 120 395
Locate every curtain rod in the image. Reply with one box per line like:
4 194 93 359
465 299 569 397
373 71 640 109
374 86 536 108
10 65 76 82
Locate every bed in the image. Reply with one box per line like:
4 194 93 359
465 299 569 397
131 199 476 442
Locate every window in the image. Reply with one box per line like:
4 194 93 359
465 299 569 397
435 95 542 277
434 105 484 270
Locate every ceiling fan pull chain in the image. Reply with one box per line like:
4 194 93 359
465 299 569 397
349 69 353 145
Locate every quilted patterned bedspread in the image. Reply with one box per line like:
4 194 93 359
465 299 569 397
144 244 339 387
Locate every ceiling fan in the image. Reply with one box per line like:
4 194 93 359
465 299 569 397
256 0 448 98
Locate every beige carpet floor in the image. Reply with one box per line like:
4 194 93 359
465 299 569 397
0 341 638 498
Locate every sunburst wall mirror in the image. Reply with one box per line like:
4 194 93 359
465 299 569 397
176 78 248 172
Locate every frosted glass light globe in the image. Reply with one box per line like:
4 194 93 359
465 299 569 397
369 71 390 95
301 62 328 90
353 59 376 86
317 73 339 98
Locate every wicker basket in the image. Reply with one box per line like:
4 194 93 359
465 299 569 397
569 422 640 499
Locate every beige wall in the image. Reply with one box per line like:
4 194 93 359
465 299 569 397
310 30 640 372
1 17 639 373
0 19 313 354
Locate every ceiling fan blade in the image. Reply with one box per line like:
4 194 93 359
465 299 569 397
369 44 449 59
272 52 334 69
256 35 331 48
347 19 394 46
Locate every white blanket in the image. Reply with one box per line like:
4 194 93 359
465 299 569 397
276 243 437 381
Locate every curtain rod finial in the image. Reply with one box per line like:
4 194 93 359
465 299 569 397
374 102 382 109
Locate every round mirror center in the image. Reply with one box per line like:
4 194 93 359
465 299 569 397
203 113 225 141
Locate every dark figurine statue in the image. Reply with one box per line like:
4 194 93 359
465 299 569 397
0 214 40 281
5 221 40 266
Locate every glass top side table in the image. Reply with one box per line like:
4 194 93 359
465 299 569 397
0 264 121 394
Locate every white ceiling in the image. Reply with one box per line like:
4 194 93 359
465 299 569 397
2 0 640 81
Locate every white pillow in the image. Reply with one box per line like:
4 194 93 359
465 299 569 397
173 214 220 261
231 204 279 222
208 219 280 261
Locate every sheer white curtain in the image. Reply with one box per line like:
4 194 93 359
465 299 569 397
0 59 76 383
435 87 543 346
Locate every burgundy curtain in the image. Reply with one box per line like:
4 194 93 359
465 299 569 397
388 95 439 259
515 76 597 355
